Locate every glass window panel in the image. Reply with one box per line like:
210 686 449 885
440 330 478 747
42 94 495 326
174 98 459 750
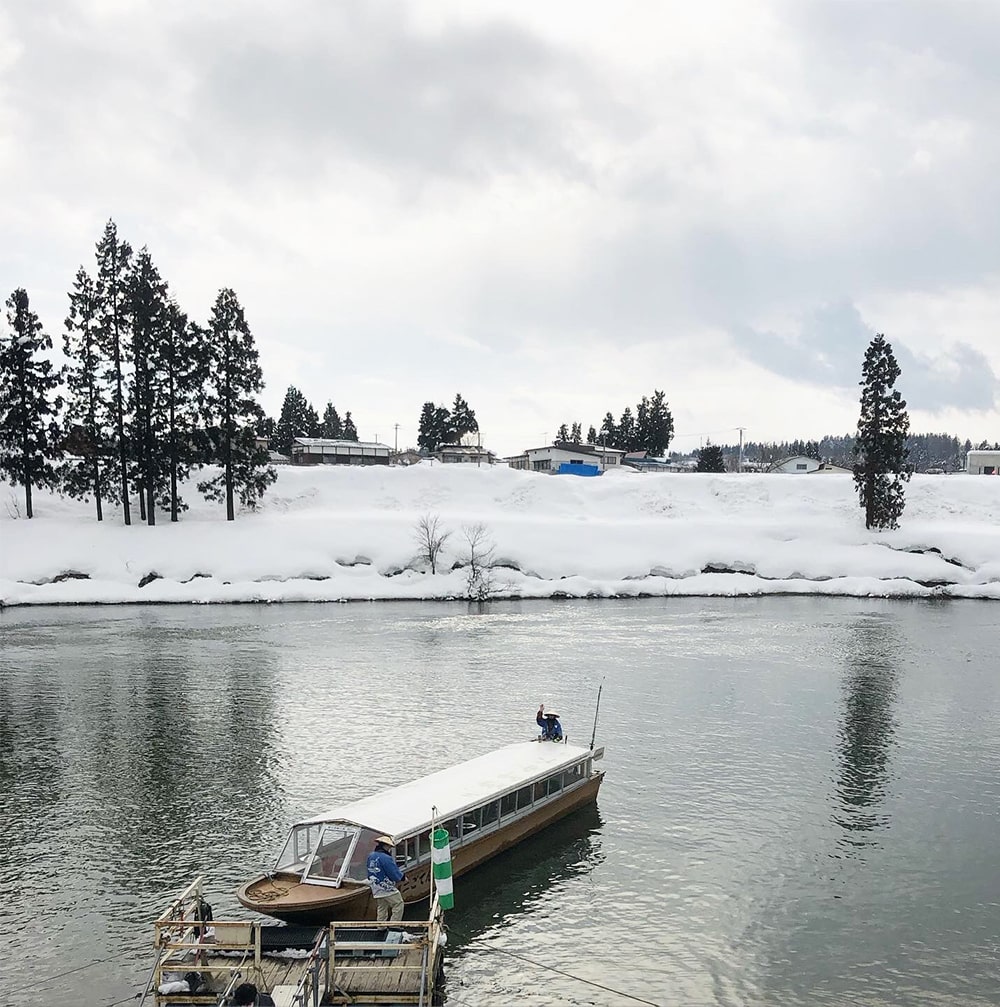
547 774 563 795
481 800 500 827
516 786 533 810
500 792 517 817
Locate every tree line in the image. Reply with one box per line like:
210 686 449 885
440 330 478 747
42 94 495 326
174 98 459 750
417 393 479 452
264 385 360 456
0 220 274 521
555 389 675 455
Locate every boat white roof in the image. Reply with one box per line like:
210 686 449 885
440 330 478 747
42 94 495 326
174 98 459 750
300 741 593 839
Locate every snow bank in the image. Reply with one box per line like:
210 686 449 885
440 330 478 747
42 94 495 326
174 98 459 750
2 465 999 605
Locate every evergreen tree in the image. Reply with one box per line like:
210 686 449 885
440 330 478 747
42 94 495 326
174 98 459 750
274 385 313 455
342 411 358 441
159 304 205 521
570 422 582 445
696 443 726 473
94 220 134 524
417 402 437 452
320 402 342 439
62 267 111 519
853 333 912 530
198 289 275 519
644 389 674 456
0 289 63 517
587 425 597 445
449 392 478 441
126 248 171 524
618 407 636 451
555 423 569 443
257 414 276 440
599 413 617 447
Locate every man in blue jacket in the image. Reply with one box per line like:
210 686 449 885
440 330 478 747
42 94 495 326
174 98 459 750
367 835 405 922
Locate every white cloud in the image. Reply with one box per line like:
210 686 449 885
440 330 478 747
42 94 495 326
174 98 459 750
2 0 1000 457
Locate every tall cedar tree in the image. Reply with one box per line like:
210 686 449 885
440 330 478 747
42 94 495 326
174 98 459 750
127 248 171 525
63 267 111 519
95 220 134 524
342 411 358 441
449 392 478 441
417 401 452 452
618 406 636 451
160 305 205 521
599 412 617 447
274 385 315 455
587 424 598 445
198 289 276 519
0 289 63 517
696 443 726 472
555 423 569 443
320 402 342 438
853 333 912 530
570 422 582 444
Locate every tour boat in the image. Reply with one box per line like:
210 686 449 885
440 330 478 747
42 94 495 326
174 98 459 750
237 739 606 924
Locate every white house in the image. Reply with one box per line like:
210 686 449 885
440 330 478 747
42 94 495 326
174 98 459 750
966 449 1000 474
770 455 822 474
507 442 627 474
291 438 391 466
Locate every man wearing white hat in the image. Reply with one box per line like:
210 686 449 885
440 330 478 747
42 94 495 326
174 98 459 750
366 835 406 922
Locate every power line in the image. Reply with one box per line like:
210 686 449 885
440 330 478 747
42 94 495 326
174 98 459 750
455 931 665 1007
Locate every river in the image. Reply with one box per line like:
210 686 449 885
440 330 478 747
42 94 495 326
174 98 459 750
1 598 998 1006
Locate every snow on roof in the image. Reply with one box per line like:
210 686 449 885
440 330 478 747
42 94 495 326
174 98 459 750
293 438 391 450
300 741 593 838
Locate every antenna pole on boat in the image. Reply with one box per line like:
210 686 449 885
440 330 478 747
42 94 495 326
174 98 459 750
589 677 605 751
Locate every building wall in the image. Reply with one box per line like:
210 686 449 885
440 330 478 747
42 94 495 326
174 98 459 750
966 450 1000 474
773 456 821 474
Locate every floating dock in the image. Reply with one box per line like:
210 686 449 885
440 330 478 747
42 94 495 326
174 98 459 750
150 878 445 1006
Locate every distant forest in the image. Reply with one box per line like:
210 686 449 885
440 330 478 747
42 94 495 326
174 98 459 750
696 433 1000 473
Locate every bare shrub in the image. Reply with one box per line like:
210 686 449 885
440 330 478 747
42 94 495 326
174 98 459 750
414 512 451 574
462 522 497 601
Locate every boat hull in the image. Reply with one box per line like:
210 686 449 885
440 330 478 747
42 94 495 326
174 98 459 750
239 771 604 924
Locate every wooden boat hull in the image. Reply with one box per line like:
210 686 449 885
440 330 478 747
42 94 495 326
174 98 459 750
239 771 604 924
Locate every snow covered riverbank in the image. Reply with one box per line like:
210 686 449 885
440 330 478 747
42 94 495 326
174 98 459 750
2 465 999 606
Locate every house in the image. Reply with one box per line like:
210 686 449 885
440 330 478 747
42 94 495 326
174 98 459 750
436 443 496 465
769 455 822 474
623 451 674 473
966 449 1000 474
809 462 853 474
507 442 627 474
291 437 391 466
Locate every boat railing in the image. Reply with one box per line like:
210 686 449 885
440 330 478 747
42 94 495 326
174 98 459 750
152 876 265 1003
323 893 445 1006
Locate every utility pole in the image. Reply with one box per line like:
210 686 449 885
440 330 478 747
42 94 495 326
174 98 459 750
737 427 745 473
394 423 399 455
477 429 482 468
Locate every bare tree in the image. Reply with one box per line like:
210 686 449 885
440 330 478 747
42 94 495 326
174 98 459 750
414 512 451 574
462 522 497 601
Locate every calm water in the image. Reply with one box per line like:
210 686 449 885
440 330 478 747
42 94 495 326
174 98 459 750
1 598 999 1007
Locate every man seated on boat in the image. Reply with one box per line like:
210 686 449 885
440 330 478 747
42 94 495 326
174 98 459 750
230 981 275 1006
536 704 563 741
367 835 406 922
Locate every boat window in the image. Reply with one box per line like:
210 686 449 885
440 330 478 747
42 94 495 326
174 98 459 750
500 791 517 817
533 780 547 801
442 818 461 844
563 762 585 787
303 824 360 886
343 828 380 882
516 785 533 811
462 810 479 838
275 823 325 873
399 837 421 867
547 773 563 796
480 800 500 827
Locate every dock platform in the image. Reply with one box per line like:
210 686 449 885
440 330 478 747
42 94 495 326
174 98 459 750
150 878 445 1006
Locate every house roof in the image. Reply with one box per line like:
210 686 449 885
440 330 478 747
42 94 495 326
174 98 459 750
293 438 391 450
522 442 626 456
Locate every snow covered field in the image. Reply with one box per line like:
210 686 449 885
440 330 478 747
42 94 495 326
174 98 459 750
2 464 999 606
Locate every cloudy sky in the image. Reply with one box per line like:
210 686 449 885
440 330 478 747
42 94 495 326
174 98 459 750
3 0 999 456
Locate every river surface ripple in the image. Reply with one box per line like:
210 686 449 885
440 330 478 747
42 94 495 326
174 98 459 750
1 597 998 1006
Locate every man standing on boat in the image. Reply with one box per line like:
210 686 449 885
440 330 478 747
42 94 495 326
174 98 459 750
367 835 406 922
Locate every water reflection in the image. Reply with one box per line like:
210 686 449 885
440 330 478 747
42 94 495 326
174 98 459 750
832 616 900 852
442 804 606 950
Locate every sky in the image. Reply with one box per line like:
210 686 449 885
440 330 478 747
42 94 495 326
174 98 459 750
2 0 999 457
